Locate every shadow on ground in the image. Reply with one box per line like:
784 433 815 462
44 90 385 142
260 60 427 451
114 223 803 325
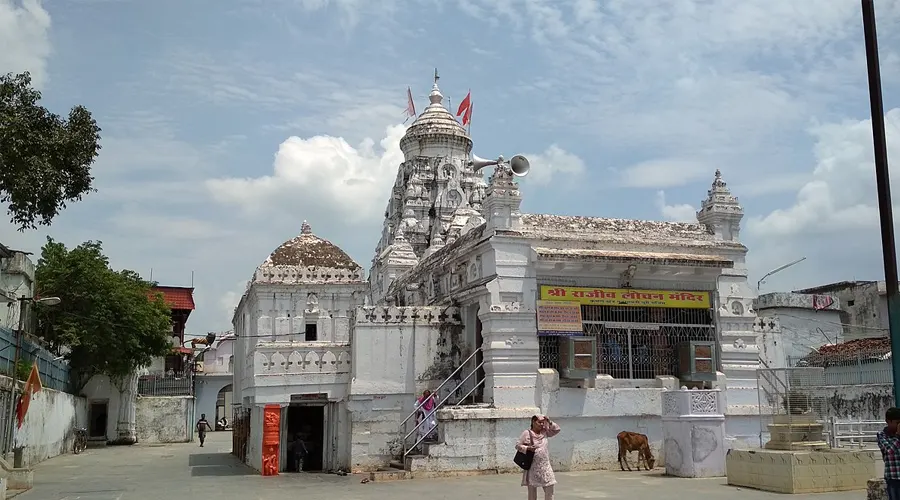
189 452 256 477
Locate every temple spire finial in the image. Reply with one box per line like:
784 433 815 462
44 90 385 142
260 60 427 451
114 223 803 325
301 220 312 234
429 69 444 105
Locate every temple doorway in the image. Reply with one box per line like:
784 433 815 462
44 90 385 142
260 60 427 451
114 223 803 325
284 404 324 472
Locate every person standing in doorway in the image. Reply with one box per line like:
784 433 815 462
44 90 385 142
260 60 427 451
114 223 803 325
877 407 900 500
196 413 212 447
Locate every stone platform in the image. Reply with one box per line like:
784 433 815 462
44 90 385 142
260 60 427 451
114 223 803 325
726 448 876 494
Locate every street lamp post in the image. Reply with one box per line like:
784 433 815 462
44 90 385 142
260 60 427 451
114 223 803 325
6 296 61 454
861 0 900 406
757 257 807 292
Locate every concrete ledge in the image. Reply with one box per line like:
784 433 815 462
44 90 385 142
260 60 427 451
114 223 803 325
6 468 32 491
368 468 501 482
726 448 875 494
868 478 886 500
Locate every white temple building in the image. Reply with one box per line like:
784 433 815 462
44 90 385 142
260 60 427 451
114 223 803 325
231 74 769 476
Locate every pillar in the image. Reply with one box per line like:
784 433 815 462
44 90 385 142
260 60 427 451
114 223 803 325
261 404 280 476
478 306 540 409
661 387 727 477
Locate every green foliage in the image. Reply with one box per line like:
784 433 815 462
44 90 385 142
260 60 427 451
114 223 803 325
0 71 101 230
15 359 32 381
33 237 172 389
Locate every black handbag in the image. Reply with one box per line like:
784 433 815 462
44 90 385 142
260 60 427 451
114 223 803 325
514 430 535 470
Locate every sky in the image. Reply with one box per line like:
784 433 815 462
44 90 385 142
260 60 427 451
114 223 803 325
3 0 900 336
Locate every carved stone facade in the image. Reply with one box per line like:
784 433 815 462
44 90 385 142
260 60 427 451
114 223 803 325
233 73 771 475
369 79 487 304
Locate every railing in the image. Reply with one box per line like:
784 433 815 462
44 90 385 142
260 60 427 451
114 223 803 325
398 347 485 458
0 326 70 392
252 344 350 375
138 373 193 396
828 418 882 449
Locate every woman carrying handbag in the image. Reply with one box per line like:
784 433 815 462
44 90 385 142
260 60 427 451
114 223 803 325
514 415 561 500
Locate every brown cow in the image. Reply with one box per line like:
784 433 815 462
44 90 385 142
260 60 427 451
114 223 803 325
617 431 655 471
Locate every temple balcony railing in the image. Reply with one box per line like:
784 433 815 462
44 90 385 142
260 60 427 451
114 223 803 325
250 342 350 385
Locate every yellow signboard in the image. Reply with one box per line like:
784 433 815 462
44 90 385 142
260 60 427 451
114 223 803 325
540 285 710 309
536 300 583 336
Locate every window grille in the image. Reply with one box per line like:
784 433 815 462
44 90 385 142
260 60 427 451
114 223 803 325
538 304 716 379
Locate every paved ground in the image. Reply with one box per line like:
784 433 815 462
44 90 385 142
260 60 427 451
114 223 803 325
21 432 864 500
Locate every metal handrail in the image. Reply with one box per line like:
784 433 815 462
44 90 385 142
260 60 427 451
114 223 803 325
402 360 483 444
402 360 485 457
397 347 483 431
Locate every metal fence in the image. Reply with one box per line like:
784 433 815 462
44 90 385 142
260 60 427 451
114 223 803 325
0 326 70 392
138 373 193 396
787 347 893 385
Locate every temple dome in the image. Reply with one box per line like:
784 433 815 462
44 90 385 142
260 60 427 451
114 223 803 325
399 79 472 157
262 221 361 270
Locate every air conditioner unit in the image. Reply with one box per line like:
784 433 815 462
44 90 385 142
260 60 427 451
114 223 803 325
194 361 205 373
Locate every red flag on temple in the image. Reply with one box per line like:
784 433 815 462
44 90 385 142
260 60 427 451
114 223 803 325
16 364 43 429
456 90 471 126
404 87 417 123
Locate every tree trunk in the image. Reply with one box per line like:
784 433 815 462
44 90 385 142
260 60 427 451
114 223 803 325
110 372 139 445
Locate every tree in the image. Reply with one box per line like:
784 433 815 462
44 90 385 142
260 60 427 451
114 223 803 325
33 237 173 390
0 72 102 230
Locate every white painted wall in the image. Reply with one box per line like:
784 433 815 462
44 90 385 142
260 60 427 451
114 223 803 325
248 404 262 471
348 306 459 471
13 378 88 467
80 374 123 442
135 396 194 443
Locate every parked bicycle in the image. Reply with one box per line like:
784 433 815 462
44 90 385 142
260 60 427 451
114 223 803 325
73 428 87 454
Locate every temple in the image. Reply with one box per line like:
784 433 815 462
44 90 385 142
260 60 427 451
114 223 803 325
230 74 764 475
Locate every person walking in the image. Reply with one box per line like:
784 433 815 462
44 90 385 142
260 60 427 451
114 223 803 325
877 407 900 500
515 415 561 500
196 413 212 447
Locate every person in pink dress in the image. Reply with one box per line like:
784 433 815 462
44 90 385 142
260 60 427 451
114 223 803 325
515 415 561 500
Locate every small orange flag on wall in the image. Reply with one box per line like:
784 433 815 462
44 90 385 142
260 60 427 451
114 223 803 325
16 364 43 429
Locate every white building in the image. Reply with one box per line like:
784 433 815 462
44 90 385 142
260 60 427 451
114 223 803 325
195 333 234 424
232 75 768 476
0 243 35 331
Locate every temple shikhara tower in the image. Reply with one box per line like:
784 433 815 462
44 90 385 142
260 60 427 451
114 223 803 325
370 74 486 303
230 72 764 476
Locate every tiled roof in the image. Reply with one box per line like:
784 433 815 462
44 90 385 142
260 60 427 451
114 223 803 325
800 337 890 366
150 286 196 311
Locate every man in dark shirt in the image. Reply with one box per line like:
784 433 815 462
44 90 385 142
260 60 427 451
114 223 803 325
196 413 212 447
877 407 900 500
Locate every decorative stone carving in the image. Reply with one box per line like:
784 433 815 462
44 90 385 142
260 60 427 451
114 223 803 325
690 391 719 414
661 389 725 478
306 292 319 313
490 302 521 313
663 391 680 416
505 336 524 347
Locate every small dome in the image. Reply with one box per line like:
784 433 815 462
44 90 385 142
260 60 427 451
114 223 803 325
400 78 472 156
263 221 361 270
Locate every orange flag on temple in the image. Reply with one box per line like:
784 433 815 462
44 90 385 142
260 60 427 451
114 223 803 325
15 364 43 429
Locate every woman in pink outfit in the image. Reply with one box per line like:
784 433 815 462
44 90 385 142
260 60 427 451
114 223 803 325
515 415 561 500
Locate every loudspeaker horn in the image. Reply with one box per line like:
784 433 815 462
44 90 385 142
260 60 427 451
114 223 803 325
509 154 530 177
469 154 501 173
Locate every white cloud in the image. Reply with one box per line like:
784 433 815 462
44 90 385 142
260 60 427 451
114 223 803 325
206 125 407 225
655 191 697 223
0 0 51 88
748 108 900 236
521 145 586 186
619 159 710 189
219 280 248 323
